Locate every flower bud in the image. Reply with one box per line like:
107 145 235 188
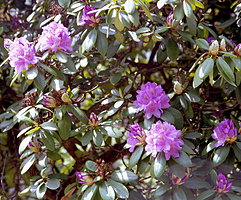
173 81 184 95
43 95 56 108
209 40 219 56
171 168 190 185
75 172 94 186
89 113 99 127
167 11 173 27
61 93 71 103
28 139 41 153
234 44 241 56
220 39 226 51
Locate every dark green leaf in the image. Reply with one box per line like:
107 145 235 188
111 170 138 183
58 0 71 8
96 30 108 56
85 160 98 172
99 182 115 200
129 146 144 168
82 29 97 52
36 182 47 199
81 184 98 200
46 178 60 190
107 179 129 199
213 146 230 166
167 38 180 61
196 190 216 200
153 152 166 178
173 188 187 200
58 114 72 140
174 151 192 167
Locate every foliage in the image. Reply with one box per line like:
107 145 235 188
0 0 241 199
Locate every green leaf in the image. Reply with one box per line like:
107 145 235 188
93 129 104 146
119 11 131 29
110 72 122 85
111 170 138 183
58 0 71 8
184 177 210 189
217 57 235 85
96 30 108 56
58 114 71 140
81 130 93 146
36 182 47 199
56 52 68 63
128 10 140 27
193 63 204 88
157 0 168 9
167 38 180 61
173 188 187 200
82 29 97 52
213 146 230 166
136 0 153 21
19 135 32 154
20 154 36 174
68 104 89 124
184 132 202 139
85 160 98 172
124 0 136 14
198 58 214 79
174 151 192 167
183 0 193 18
41 122 58 131
26 67 38 80
81 184 98 200
107 179 129 199
46 178 60 190
34 69 45 90
47 151 62 160
153 152 166 178
226 193 241 200
196 190 215 200
129 146 144 168
153 185 169 197
41 130 55 151
99 182 115 200
65 57 77 72
196 39 210 50
174 3 184 21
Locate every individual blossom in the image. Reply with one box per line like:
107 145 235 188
38 21 72 52
89 112 99 127
75 172 94 185
209 40 219 56
127 123 145 152
134 82 170 119
43 94 57 108
234 43 241 56
145 121 184 160
211 119 237 147
215 173 232 193
4 37 39 74
78 6 100 27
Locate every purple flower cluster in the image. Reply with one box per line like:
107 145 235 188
78 6 100 27
211 119 237 147
4 37 39 74
145 121 184 160
215 173 232 193
134 82 170 119
38 21 72 52
89 112 99 127
127 123 145 152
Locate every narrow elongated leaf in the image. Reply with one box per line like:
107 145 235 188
129 146 143 168
36 182 47 199
81 184 98 200
196 190 215 200
107 179 129 199
213 146 230 166
96 30 108 56
99 182 115 200
196 39 210 50
183 0 193 18
153 153 166 178
41 131 55 151
199 58 214 79
82 29 97 52
111 170 138 183
173 188 187 200
41 122 58 131
124 0 136 14
68 104 89 124
217 57 235 85
167 39 180 61
20 154 36 174
174 151 192 167
58 114 71 140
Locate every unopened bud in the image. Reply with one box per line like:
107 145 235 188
28 139 41 153
234 44 241 56
209 40 219 56
89 113 99 127
173 81 184 95
220 39 226 51
43 95 56 108
61 93 71 103
167 11 173 27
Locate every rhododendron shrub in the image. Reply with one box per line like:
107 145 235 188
1 0 241 200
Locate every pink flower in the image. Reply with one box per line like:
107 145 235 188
145 121 184 160
38 21 72 52
134 82 170 119
4 37 39 74
78 6 100 27
215 173 232 193
211 119 237 147
127 123 145 152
